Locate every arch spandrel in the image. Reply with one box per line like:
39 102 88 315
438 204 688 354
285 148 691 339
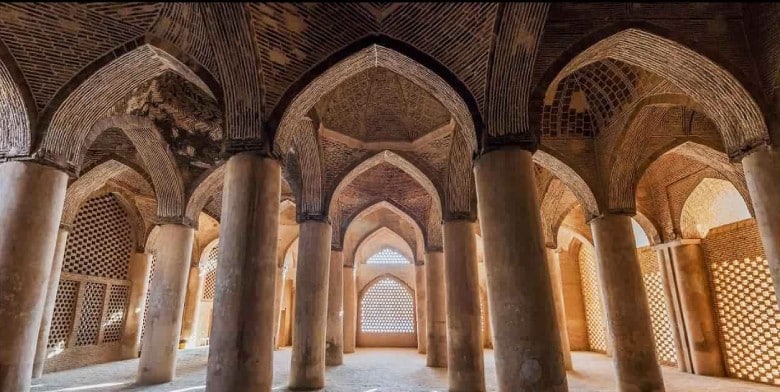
355 227 415 267
0 40 34 158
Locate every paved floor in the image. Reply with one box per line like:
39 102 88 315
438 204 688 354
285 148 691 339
35 347 778 391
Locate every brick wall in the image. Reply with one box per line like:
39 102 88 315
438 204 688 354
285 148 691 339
702 219 780 385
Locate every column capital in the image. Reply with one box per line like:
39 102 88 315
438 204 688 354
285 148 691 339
478 136 537 161
425 246 444 253
297 213 331 225
342 264 354 269
442 213 477 223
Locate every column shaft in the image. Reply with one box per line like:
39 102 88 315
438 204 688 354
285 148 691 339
273 266 285 349
425 251 447 368
546 249 573 371
289 220 332 390
669 242 724 376
443 220 485 392
343 266 357 354
32 227 70 378
474 148 567 391
742 146 780 305
121 252 152 359
656 247 691 372
325 250 344 366
179 265 203 349
591 214 664 391
0 161 67 392
205 153 280 391
137 224 195 385
414 264 427 354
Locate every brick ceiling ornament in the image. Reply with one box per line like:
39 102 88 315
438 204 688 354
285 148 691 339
546 28 768 159
271 44 477 157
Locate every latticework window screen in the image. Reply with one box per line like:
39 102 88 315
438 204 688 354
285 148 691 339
578 244 608 352
709 256 780 384
366 248 409 264
360 277 415 333
202 244 219 301
63 194 133 279
48 193 133 353
48 280 79 349
637 248 677 367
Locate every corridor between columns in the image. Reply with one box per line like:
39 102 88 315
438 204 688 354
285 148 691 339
1 3 779 392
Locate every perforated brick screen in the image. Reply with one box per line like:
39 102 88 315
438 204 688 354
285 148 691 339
360 277 415 333
48 280 79 349
638 247 677 367
578 244 608 353
102 285 129 343
63 194 133 279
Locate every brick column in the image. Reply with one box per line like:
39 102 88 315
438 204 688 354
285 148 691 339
121 252 152 359
325 249 344 366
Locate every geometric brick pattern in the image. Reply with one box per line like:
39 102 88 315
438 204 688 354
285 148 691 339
366 248 410 265
202 269 217 301
709 256 780 385
360 277 415 334
578 243 608 353
102 285 129 344
48 280 79 349
63 194 133 280
76 282 106 347
202 244 219 301
638 247 678 367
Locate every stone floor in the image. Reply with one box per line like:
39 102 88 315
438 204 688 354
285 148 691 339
35 347 778 392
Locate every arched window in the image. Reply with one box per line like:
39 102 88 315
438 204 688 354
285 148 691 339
631 218 650 248
366 248 410 264
681 178 750 238
360 276 415 333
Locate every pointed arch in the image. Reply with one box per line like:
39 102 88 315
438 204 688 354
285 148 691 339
37 40 216 171
356 227 415 266
534 148 600 219
270 38 479 156
632 211 661 246
186 163 226 224
543 28 767 158
680 178 752 239
331 150 443 249
62 159 153 251
347 200 427 257
0 39 35 158
86 115 185 221
199 237 220 274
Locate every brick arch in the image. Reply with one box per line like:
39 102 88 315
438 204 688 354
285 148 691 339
87 116 185 222
345 201 427 265
540 178 580 249
62 159 153 250
679 177 752 239
37 40 217 172
355 227 415 266
0 39 35 158
269 34 482 152
534 147 600 219
540 27 767 159
331 151 442 249
186 163 225 225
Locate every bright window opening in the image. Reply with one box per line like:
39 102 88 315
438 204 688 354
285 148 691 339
360 277 415 333
366 248 410 264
